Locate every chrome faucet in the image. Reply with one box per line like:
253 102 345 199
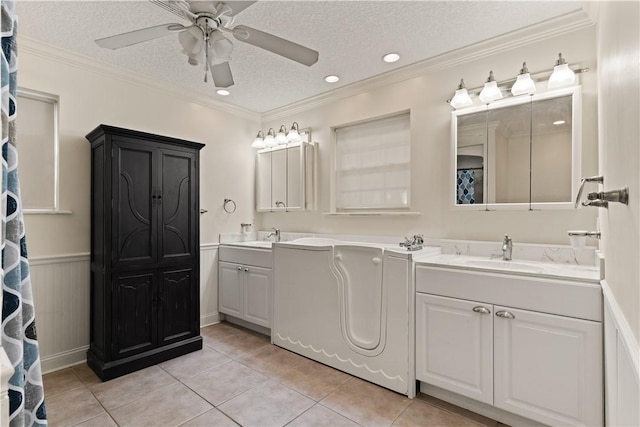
267 227 281 242
502 235 513 261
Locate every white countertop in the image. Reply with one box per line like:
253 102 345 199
416 253 600 283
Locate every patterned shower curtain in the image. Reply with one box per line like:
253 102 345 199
1 1 47 425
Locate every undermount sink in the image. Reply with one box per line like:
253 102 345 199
463 259 544 273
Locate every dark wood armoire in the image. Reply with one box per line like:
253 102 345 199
86 125 204 381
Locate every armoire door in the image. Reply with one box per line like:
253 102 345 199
158 147 198 264
112 140 157 267
158 266 197 345
113 270 157 359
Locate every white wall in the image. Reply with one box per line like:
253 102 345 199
17 36 260 257
260 21 599 246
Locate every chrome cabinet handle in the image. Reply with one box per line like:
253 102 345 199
496 310 516 319
472 306 490 314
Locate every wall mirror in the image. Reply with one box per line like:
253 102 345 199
451 86 581 210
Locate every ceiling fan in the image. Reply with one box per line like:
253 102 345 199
95 0 319 88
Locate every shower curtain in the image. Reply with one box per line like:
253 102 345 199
1 1 48 425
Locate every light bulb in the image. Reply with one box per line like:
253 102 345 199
479 71 503 103
251 131 265 149
548 53 576 88
264 128 276 147
511 62 536 96
450 79 473 109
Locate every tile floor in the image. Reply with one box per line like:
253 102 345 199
44 322 504 427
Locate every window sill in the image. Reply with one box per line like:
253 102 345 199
322 211 422 216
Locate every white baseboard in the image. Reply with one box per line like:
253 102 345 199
200 312 222 328
41 346 89 374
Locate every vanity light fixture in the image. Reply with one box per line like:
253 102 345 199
479 71 503 103
548 53 576 88
216 89 230 96
449 79 473 109
382 52 400 63
251 131 265 148
324 75 340 83
275 125 289 145
287 122 303 143
511 62 536 96
263 128 276 147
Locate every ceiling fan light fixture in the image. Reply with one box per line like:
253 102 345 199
264 128 277 147
479 71 503 103
325 75 340 83
287 122 302 143
382 52 400 63
251 131 265 149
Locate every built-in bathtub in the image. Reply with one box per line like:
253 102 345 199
272 238 440 397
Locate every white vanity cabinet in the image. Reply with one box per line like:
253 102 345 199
218 246 272 328
415 265 603 427
256 142 315 212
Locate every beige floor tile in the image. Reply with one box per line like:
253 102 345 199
73 412 118 427
288 404 360 427
276 358 352 401
110 382 212 426
237 345 306 378
181 360 269 406
200 322 247 340
46 387 105 427
160 346 232 380
89 365 178 410
43 367 84 398
179 408 239 426
72 364 103 387
321 378 411 426
392 400 485 427
218 380 314 427
416 394 500 426
208 331 270 359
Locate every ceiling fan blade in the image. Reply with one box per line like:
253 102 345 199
232 25 319 66
215 1 256 17
211 61 235 88
149 0 195 21
96 23 186 49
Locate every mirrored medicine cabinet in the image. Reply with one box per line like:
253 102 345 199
256 141 316 212
451 86 582 210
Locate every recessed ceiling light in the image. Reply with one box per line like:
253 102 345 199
216 89 230 96
553 120 566 125
324 75 340 83
383 53 400 63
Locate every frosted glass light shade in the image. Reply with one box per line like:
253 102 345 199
251 131 265 148
264 128 276 147
479 80 502 103
275 127 288 144
548 63 576 88
287 129 302 143
450 88 473 109
511 73 536 96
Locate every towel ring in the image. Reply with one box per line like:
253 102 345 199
223 198 237 213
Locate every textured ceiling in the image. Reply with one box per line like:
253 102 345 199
15 1 582 113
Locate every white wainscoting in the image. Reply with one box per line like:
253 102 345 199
30 245 221 374
602 280 640 427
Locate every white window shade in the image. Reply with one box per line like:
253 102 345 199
15 89 59 212
335 113 411 211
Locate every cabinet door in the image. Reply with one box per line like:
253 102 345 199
244 266 272 328
494 306 603 426
112 140 156 267
271 149 287 210
158 267 197 345
256 151 272 211
416 294 493 405
158 148 197 264
286 144 303 210
113 271 156 359
219 262 243 317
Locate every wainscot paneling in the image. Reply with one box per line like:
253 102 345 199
30 245 221 374
602 280 640 427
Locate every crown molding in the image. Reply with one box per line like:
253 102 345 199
262 9 594 122
17 35 261 121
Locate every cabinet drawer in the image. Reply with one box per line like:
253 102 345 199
416 266 602 321
219 246 272 268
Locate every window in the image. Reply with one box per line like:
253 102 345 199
15 89 59 212
334 112 411 211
